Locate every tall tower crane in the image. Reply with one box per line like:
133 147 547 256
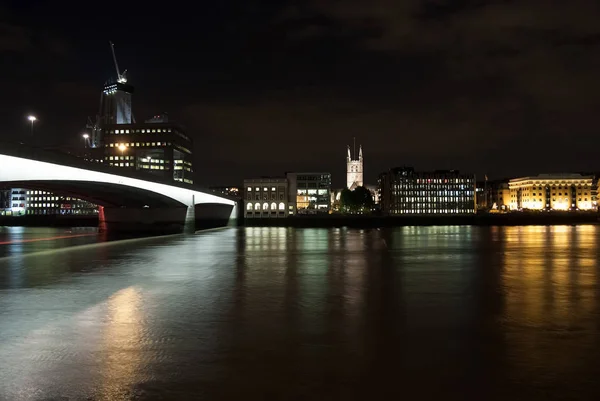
109 41 128 84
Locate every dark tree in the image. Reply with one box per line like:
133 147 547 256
340 186 374 214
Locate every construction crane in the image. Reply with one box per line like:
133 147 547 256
109 41 127 83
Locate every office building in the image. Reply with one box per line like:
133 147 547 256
286 172 332 214
379 167 476 215
102 113 194 184
5 188 97 216
243 178 290 218
347 144 363 189
508 174 597 211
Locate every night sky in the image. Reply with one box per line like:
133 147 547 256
1 1 599 187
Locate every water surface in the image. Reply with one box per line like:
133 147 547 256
1 225 599 400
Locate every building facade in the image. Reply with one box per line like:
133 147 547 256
346 145 363 189
508 174 597 211
379 167 476 215
4 188 97 216
488 181 510 211
244 178 290 218
102 114 194 184
286 172 331 214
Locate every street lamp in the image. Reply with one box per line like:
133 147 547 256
27 115 37 135
82 133 89 148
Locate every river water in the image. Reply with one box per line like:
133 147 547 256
1 225 600 400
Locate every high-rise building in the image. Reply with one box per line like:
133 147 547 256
102 113 194 184
508 174 597 211
379 167 476 215
346 144 363 189
101 82 134 126
286 172 331 214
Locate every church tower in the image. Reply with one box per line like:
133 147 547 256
346 143 363 189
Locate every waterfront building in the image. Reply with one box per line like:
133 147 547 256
488 181 510 211
102 113 194 184
243 178 290 218
286 172 332 214
209 187 240 198
475 182 486 210
508 174 597 211
378 167 476 215
5 188 97 216
346 144 363 189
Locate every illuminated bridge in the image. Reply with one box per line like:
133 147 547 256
0 142 238 233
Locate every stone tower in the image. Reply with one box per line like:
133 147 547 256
346 144 363 189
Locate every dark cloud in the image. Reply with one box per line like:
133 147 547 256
1 1 599 186
0 22 32 52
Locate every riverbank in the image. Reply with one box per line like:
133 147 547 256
2 212 598 229
243 212 600 227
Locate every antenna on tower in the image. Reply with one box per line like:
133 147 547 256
109 41 127 83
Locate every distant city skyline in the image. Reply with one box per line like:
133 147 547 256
2 2 600 186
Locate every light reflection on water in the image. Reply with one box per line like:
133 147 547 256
0 225 600 400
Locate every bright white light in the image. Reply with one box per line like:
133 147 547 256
118 144 127 152
27 115 37 122
82 133 89 139
0 154 236 209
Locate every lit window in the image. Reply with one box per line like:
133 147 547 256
247 187 252 191
263 203 269 210
279 202 285 210
264 187 268 191
272 187 276 191
255 203 261 210
255 187 260 191
271 202 277 210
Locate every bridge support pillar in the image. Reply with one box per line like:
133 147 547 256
183 195 196 234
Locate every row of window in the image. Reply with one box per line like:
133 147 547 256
107 142 170 148
247 202 286 211
110 128 172 134
516 192 590 196
391 209 474 214
247 187 286 192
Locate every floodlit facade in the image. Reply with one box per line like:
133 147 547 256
244 178 290 218
379 167 476 215
286 172 332 214
346 145 363 189
103 114 194 184
508 174 597 211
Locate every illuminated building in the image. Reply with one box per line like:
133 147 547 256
102 114 194 184
346 144 363 189
209 187 240 198
5 188 97 216
378 167 476 215
508 174 597 211
286 172 331 214
243 178 290 218
488 181 511 211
